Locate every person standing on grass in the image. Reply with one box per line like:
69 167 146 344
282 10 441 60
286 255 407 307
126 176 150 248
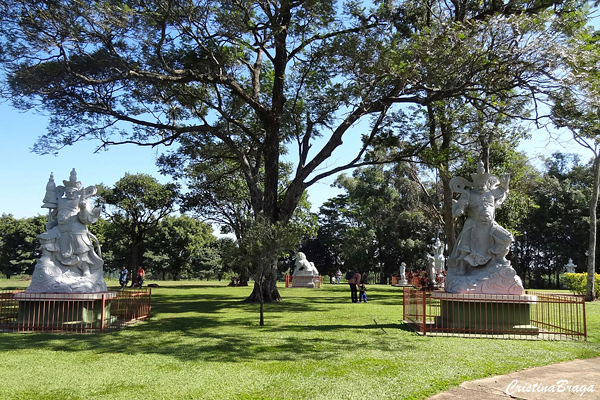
137 266 145 288
335 268 342 284
348 271 361 303
119 266 128 289
358 283 367 303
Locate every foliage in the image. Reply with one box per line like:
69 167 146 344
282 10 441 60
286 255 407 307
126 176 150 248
512 153 592 289
0 214 46 278
242 214 317 314
564 273 600 298
318 163 437 280
96 173 179 275
144 215 217 280
549 23 600 301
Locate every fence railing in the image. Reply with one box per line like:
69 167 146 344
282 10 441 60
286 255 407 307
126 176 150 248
402 287 586 340
0 289 151 334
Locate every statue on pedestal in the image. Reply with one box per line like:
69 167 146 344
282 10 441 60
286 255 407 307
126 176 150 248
26 169 108 293
398 262 407 285
446 161 524 295
293 252 319 276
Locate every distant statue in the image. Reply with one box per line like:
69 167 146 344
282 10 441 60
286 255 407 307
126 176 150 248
396 262 408 285
27 169 107 293
399 262 406 281
293 252 319 276
426 253 438 288
446 161 524 295
432 238 445 277
564 259 576 273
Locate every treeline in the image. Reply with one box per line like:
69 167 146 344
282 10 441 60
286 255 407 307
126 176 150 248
0 212 238 281
299 152 594 290
0 173 242 282
0 152 595 289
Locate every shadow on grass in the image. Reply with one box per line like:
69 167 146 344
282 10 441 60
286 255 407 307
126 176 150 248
0 285 416 363
0 321 417 363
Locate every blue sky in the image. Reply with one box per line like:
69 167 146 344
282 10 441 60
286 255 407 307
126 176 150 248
0 101 349 219
0 103 170 219
0 100 591 222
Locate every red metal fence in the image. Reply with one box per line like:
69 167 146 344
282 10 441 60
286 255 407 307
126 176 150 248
403 287 586 340
0 289 151 334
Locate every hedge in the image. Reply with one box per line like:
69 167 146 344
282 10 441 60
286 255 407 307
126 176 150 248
564 272 600 298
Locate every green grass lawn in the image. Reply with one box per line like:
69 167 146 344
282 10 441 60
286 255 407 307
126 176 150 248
0 279 598 400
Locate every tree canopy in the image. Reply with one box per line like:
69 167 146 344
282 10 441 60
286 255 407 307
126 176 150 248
0 214 46 278
1 0 598 304
1 0 589 228
96 173 179 275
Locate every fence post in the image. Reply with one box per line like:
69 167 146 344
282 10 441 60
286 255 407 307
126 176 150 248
582 296 587 339
422 290 427 336
402 287 406 320
100 293 106 333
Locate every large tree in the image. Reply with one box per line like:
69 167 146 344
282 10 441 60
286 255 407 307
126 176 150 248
549 23 600 300
96 173 179 282
319 163 436 280
144 215 217 280
0 0 589 302
512 154 590 288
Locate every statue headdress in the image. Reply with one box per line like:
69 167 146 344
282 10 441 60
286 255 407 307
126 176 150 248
470 160 490 187
63 168 82 190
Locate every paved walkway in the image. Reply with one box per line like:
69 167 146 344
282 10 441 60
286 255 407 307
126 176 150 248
427 357 600 399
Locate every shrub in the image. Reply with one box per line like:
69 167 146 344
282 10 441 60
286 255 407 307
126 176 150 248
564 273 600 298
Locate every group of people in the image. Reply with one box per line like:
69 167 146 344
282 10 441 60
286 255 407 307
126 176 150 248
119 265 145 289
347 271 367 303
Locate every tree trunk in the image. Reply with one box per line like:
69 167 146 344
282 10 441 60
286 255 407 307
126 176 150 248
244 274 282 303
128 239 144 287
586 154 600 301
441 173 456 254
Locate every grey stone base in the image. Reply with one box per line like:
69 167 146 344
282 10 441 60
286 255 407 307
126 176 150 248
14 292 117 328
432 291 539 334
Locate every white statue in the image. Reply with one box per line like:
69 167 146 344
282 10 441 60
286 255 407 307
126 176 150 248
399 262 406 281
26 169 108 293
395 262 408 286
564 259 576 273
426 253 438 288
446 161 524 295
433 238 445 278
293 252 319 276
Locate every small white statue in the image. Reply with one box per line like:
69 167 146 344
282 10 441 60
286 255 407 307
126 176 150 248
426 253 438 288
293 252 319 276
433 238 445 278
26 169 108 293
398 262 408 285
564 259 576 273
